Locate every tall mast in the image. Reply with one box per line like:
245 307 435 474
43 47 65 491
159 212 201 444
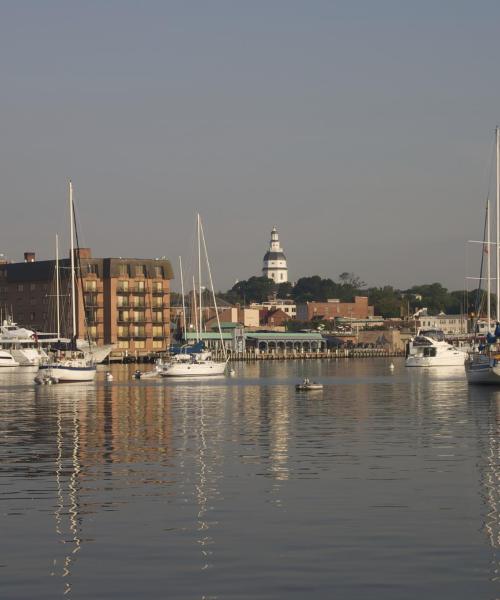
199 218 227 361
496 126 500 320
488 199 491 331
56 234 61 340
192 276 200 342
69 181 77 339
197 213 202 335
179 256 187 341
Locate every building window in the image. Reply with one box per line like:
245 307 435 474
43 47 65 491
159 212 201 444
135 265 145 277
152 297 163 308
136 281 145 292
87 264 98 275
118 280 129 292
152 340 164 349
118 340 129 349
132 326 145 337
118 310 129 322
30 312 35 321
118 326 128 337
30 283 36 291
118 264 128 276
153 325 163 337
154 281 163 292
133 296 145 308
153 310 162 322
85 280 97 292
134 340 146 349
154 266 163 278
17 284 24 292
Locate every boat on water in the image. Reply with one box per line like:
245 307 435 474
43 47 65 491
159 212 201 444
0 320 49 366
35 182 96 384
466 127 500 385
160 350 227 377
405 329 467 368
159 216 229 378
0 349 19 367
296 378 323 391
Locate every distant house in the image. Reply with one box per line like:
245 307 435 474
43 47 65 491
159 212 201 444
296 296 375 321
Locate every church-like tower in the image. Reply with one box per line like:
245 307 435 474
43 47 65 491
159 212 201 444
262 227 288 283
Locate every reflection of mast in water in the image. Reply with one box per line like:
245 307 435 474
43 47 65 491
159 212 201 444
51 396 82 596
268 390 290 507
196 395 211 571
483 396 500 564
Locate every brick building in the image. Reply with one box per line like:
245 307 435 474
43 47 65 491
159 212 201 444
296 296 375 322
0 250 173 354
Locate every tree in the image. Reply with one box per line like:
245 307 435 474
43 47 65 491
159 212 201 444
339 272 366 288
368 286 402 318
223 276 277 305
277 281 293 298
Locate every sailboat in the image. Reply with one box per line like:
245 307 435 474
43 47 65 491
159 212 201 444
160 215 228 377
35 182 97 384
466 127 500 384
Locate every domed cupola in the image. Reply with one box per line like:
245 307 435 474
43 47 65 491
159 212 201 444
262 226 288 283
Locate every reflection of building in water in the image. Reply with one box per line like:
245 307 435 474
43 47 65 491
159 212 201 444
77 383 174 465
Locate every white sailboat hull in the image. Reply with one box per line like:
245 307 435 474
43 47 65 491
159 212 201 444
160 361 227 377
36 363 96 383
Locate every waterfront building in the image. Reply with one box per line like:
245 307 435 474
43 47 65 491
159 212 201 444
250 299 296 318
0 249 173 355
296 296 375 322
262 227 288 283
416 312 468 335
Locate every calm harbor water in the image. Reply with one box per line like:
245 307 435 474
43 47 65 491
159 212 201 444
1 358 500 599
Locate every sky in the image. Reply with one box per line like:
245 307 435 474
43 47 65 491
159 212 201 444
1 0 500 292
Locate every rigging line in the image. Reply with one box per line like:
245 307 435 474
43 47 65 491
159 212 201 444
72 192 94 351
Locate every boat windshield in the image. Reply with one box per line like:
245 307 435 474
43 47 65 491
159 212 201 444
418 329 445 342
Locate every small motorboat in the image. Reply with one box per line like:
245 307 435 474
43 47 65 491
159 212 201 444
295 378 323 391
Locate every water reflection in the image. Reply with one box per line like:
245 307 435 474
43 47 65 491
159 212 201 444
469 385 500 581
3 361 500 598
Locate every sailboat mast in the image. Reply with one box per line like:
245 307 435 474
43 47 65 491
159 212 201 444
69 181 77 339
179 256 187 340
56 234 61 340
488 199 491 331
192 276 199 342
199 218 228 361
496 126 500 320
197 213 202 335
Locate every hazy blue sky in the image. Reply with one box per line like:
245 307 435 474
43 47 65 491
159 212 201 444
1 0 500 291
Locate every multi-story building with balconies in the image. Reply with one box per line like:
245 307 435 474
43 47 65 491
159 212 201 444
0 249 174 355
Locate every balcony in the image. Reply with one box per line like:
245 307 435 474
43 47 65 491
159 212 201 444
133 288 147 295
152 289 164 296
117 287 130 294
117 299 132 308
84 294 100 307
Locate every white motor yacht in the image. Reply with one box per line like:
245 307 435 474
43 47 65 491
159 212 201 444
0 350 20 367
0 320 49 366
406 329 466 368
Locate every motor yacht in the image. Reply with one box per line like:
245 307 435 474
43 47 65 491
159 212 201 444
405 329 466 368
